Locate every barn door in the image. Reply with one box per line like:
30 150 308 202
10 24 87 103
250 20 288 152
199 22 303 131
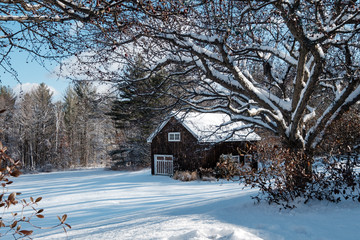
154 155 173 175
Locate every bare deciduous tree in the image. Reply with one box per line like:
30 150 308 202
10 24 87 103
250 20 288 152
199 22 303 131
59 1 360 156
2 1 360 179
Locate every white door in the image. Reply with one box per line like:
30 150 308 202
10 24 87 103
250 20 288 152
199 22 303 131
154 155 173 175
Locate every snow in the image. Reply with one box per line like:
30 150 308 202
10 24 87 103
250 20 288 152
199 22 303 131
148 112 261 143
5 169 360 240
189 33 221 43
179 112 261 142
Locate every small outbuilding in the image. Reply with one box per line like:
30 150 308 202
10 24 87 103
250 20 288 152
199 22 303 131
147 112 261 175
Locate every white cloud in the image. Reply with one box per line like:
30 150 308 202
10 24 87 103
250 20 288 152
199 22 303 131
93 81 117 96
13 82 59 100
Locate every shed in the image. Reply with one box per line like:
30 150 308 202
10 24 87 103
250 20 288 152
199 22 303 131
147 112 261 175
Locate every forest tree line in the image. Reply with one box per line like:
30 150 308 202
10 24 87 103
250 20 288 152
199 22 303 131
0 82 119 171
0 57 175 172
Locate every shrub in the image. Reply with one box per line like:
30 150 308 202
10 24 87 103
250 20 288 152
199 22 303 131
318 107 360 155
197 168 216 181
214 154 240 180
244 138 360 209
173 170 198 181
215 136 360 209
306 155 360 203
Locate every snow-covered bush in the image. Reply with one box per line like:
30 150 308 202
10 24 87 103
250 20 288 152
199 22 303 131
306 155 360 203
239 138 360 209
239 144 312 209
211 136 360 209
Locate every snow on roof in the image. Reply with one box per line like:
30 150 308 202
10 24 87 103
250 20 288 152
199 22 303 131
147 112 261 143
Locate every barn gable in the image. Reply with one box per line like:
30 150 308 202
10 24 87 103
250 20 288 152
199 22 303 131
148 112 260 143
148 112 260 175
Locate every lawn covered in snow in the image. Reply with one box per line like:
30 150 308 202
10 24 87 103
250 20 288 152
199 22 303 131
5 168 360 240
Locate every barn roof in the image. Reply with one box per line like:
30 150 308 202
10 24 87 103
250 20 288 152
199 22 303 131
147 112 261 143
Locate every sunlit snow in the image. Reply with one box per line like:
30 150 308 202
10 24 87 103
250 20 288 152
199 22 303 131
6 169 360 240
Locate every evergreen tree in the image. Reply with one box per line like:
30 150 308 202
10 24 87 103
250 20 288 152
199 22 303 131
18 92 36 170
64 81 115 168
109 58 170 169
0 82 116 171
63 86 80 167
32 83 56 167
0 85 17 157
18 83 56 170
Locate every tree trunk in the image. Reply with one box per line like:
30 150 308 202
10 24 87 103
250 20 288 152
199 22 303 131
30 142 34 171
283 140 313 190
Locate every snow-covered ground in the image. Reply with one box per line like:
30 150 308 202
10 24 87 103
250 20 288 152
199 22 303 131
5 169 360 239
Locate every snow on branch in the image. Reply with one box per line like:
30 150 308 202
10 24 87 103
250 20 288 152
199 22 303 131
0 15 71 22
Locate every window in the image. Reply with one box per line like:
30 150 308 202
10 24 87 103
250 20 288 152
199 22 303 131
231 155 240 163
244 155 252 165
168 132 181 142
222 154 240 163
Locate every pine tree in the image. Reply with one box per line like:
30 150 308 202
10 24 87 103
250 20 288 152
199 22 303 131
109 58 170 169
0 85 17 157
18 92 36 170
32 83 56 167
63 82 115 167
63 86 80 167
17 83 57 170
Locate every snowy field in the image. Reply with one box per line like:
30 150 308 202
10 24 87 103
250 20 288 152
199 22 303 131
5 168 360 240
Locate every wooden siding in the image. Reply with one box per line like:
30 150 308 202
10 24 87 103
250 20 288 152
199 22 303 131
150 117 256 175
151 117 200 174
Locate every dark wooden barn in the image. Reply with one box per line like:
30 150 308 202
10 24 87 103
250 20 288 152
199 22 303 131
147 112 261 175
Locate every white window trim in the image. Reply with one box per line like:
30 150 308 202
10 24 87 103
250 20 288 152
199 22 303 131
231 155 240 163
168 132 181 142
244 155 252 165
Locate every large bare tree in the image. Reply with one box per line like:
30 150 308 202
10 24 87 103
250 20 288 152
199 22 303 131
0 0 143 78
110 0 360 157
2 1 360 159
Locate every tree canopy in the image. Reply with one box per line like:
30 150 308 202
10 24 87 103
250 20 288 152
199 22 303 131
2 1 360 155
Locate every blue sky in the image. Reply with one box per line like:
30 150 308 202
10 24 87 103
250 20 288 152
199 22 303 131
0 51 71 102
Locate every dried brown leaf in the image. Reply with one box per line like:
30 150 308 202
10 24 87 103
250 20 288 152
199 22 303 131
19 230 33 236
10 170 21 177
35 197 42 203
61 214 67 223
8 192 16 202
10 220 17 228
36 214 44 219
